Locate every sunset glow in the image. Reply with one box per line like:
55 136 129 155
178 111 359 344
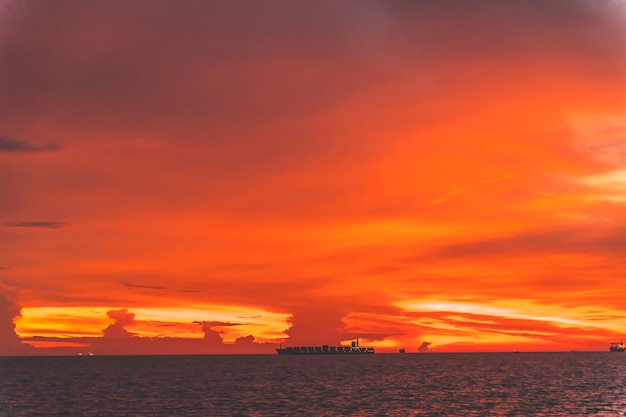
1 0 626 355
16 306 290 341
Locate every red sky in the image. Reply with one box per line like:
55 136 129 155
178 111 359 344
1 0 626 355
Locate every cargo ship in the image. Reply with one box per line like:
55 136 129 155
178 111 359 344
276 337 375 355
609 341 625 352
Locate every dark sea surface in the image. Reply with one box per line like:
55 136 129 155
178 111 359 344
1 352 625 416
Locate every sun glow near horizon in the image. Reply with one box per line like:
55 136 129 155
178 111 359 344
15 305 291 343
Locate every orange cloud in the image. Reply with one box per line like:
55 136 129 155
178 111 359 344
2 0 626 355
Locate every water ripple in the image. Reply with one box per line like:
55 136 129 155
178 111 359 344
1 352 625 416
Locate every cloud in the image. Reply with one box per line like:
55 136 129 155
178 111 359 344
285 309 347 345
429 226 626 259
235 335 255 345
196 323 277 353
122 281 166 290
0 137 59 153
192 321 274 352
1 1 625 355
196 321 244 348
193 320 240 327
4 221 67 229
418 341 432 352
200 324 224 346
0 283 31 355
102 308 135 338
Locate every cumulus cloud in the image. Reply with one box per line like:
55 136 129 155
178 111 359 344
0 284 29 355
200 323 224 346
196 321 243 346
285 309 347 345
418 341 432 352
102 308 135 338
235 335 255 345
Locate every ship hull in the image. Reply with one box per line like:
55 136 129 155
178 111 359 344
609 347 625 352
276 346 374 355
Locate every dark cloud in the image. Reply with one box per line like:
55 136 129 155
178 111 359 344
0 1 383 140
193 320 240 327
102 308 135 338
235 335 255 345
122 281 166 290
3 0 621 150
4 221 67 229
0 284 31 355
1 0 623 228
200 324 224 346
196 321 270 353
0 137 58 153
418 342 432 353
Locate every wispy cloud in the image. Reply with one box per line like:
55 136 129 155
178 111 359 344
193 320 241 327
4 221 67 229
122 282 167 290
428 226 626 259
0 138 59 153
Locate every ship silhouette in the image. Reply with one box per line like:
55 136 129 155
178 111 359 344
276 337 375 355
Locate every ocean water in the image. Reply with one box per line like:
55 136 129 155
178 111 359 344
1 352 625 416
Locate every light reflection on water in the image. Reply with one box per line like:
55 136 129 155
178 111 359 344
1 352 625 416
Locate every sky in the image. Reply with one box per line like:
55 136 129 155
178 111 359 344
1 0 626 355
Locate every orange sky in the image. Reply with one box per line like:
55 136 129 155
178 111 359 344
1 0 626 355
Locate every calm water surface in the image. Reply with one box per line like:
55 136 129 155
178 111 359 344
1 352 625 416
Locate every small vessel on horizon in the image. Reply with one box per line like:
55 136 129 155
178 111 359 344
609 341 625 352
276 337 375 355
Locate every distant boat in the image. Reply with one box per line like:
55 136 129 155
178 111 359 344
88 352 94 357
609 341 625 352
276 337 375 355
399 348 406 354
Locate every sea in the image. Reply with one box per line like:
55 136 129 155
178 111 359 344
1 352 625 416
